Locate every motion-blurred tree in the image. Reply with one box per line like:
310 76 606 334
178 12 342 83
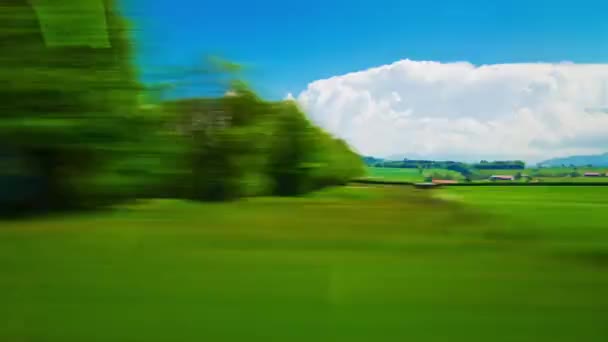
266 102 311 196
163 86 363 200
0 0 139 211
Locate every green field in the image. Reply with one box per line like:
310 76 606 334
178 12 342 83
365 167 463 182
366 166 608 183
375 167 608 183
473 169 608 183
534 176 608 183
532 167 608 175
1 186 608 341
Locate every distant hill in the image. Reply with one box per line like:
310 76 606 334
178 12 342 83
538 153 608 167
362 156 384 166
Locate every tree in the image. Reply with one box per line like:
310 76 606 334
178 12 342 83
0 0 139 211
162 86 364 200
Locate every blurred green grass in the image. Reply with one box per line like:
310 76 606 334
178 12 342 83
1 185 608 341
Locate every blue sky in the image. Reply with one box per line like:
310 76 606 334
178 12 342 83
122 0 608 100
120 0 608 161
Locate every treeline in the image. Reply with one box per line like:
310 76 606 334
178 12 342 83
0 0 363 214
472 160 525 170
365 158 525 171
363 157 526 181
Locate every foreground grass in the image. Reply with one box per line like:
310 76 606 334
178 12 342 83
1 186 608 341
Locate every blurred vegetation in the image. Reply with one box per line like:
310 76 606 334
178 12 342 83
0 0 363 214
161 86 363 200
0 0 140 211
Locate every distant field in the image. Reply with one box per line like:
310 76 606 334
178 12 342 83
531 167 608 177
365 167 463 182
1 185 608 341
365 167 608 184
535 176 608 183
365 167 422 182
465 168 608 183
474 168 603 175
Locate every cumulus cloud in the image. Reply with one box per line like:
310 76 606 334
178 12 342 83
294 59 608 163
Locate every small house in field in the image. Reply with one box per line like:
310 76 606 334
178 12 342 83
584 172 602 177
489 175 515 181
432 179 459 185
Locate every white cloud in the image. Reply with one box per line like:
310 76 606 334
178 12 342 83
295 59 608 163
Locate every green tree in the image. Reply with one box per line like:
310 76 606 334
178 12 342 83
162 87 364 200
0 0 139 210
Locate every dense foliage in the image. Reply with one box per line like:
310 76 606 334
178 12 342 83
0 1 363 213
472 160 526 170
162 89 364 200
0 0 140 211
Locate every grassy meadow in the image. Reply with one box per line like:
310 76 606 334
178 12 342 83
1 185 608 341
531 167 608 176
365 166 463 182
534 176 608 183
365 166 608 183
